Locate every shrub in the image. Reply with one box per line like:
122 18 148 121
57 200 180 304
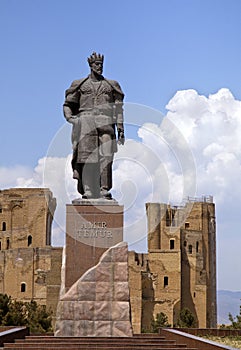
0 293 52 333
151 312 171 333
177 308 196 328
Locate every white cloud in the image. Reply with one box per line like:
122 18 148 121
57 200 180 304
166 88 241 200
0 165 33 188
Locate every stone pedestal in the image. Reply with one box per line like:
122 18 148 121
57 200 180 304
65 200 124 292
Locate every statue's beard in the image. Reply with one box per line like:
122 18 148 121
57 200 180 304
93 68 103 75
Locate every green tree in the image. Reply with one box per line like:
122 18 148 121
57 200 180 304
177 308 196 328
151 312 171 333
0 294 11 324
3 300 27 326
25 300 52 333
228 302 241 329
0 294 52 333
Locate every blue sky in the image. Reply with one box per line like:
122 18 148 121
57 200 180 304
1 0 241 166
1 0 241 291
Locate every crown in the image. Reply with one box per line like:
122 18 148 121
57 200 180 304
87 52 104 65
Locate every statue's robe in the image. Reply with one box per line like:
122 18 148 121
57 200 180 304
63 75 124 194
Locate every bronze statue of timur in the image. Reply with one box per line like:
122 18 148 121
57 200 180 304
63 52 125 200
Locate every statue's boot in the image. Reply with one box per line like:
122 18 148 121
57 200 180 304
82 163 99 199
100 155 113 199
82 192 93 199
100 187 112 199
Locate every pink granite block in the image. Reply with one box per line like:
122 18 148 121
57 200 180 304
55 320 75 336
112 321 133 337
111 302 130 321
114 262 128 281
95 262 113 282
81 266 96 282
77 281 96 300
61 301 75 320
112 244 128 263
95 281 113 301
94 301 112 320
100 242 127 263
74 301 95 320
114 282 130 301
74 320 95 336
95 321 112 337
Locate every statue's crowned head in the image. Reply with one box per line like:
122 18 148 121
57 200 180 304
87 52 104 66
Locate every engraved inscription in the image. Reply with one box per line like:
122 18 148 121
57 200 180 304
75 221 113 239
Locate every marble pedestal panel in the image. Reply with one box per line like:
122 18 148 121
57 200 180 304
55 242 133 337
65 200 123 292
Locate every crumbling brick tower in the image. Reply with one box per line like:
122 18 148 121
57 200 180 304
0 188 62 326
129 197 217 332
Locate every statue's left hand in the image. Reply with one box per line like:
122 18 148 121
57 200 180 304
118 130 125 145
68 116 79 124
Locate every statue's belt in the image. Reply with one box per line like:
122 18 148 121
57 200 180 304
79 109 113 117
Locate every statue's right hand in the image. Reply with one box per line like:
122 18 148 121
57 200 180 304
68 116 78 124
